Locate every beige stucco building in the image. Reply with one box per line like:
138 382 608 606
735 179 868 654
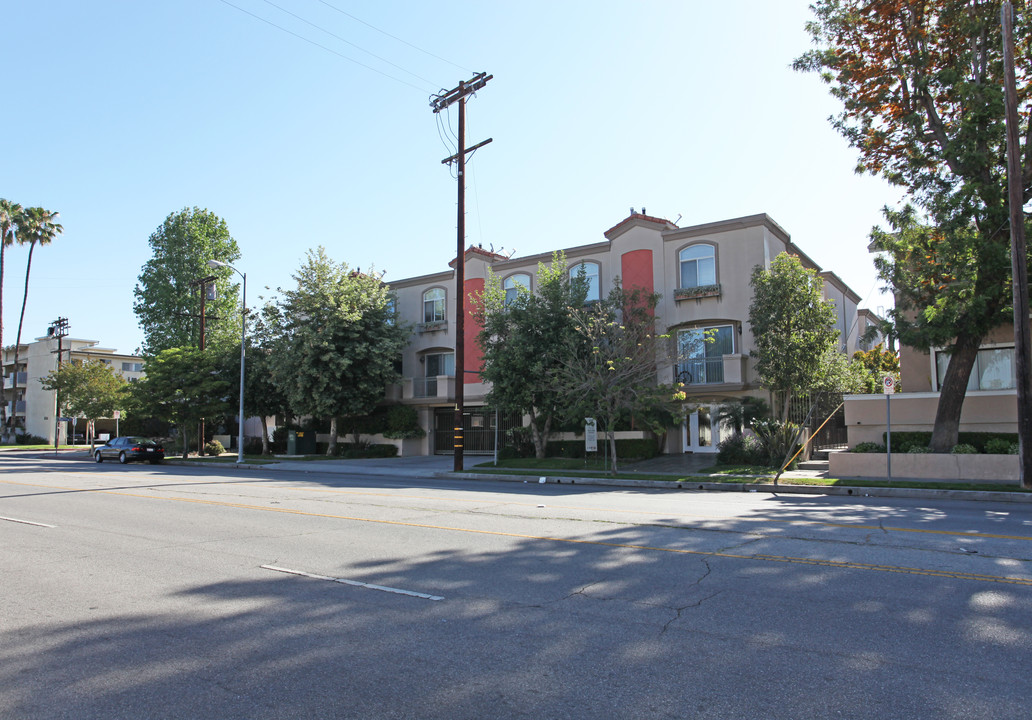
2 336 143 444
387 210 872 456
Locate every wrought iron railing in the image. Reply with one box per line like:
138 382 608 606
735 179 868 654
674 358 724 385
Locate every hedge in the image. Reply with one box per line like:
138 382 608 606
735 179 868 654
884 431 1018 454
545 438 659 460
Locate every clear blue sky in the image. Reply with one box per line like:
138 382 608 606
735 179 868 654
4 0 902 356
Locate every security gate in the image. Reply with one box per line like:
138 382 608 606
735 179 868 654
433 407 522 455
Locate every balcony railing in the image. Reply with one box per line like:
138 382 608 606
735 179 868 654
674 358 724 385
412 375 455 399
6 400 26 414
4 372 27 389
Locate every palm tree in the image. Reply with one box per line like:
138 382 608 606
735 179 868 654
0 199 24 437
10 207 62 431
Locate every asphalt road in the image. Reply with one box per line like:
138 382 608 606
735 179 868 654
2 454 1031 719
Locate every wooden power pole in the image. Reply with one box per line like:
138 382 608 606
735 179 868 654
430 72 492 472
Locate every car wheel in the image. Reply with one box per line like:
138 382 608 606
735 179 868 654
95 451 103 463
118 451 128 464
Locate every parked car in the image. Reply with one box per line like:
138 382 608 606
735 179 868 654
94 436 165 464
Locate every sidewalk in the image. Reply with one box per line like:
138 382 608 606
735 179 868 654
165 453 1032 504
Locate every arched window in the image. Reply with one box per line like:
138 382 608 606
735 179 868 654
503 273 531 305
679 244 716 289
423 288 446 323
570 261 600 302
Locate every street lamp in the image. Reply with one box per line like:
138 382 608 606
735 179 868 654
208 259 246 463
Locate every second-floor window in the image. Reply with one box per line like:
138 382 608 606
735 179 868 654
424 352 455 377
423 288 446 323
570 261 600 302
935 346 1015 391
122 362 143 372
503 273 531 305
679 244 716 289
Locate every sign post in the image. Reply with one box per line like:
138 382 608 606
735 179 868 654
884 375 895 483
585 418 598 454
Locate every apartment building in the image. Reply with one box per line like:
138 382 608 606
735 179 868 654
387 210 869 456
1 336 144 444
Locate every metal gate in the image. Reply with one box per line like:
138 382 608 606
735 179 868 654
787 393 848 450
433 407 523 455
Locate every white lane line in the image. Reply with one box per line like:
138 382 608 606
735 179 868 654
0 515 56 528
261 564 444 601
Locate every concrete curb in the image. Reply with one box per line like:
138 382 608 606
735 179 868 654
440 471 1032 504
158 458 1032 504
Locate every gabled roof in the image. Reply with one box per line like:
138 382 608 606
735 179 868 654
447 244 509 268
603 212 679 241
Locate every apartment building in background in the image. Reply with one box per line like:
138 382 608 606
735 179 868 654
2 336 143 443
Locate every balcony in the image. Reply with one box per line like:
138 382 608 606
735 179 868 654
6 400 26 415
3 372 27 389
674 355 745 387
404 375 456 401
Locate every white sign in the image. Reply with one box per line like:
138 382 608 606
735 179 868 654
113 410 121 419
883 375 895 394
585 418 598 453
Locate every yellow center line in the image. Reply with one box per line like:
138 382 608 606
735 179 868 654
4 476 1032 587
5 474 1032 542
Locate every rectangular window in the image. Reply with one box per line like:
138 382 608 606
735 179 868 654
425 353 455 378
935 347 1015 391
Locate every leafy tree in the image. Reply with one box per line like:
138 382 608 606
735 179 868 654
39 359 128 446
0 198 23 431
216 324 287 456
749 252 840 421
130 346 234 458
556 283 679 473
852 343 901 394
265 247 407 455
795 0 1032 451
133 208 242 356
474 252 588 459
10 207 62 428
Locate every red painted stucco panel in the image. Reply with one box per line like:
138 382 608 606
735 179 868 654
464 278 484 383
621 249 654 295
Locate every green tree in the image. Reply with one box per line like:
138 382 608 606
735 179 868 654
130 346 234 458
474 252 588 458
0 199 23 432
133 208 242 356
852 343 901 394
39 359 128 447
10 207 62 429
556 283 679 473
796 0 1032 451
749 252 840 421
266 248 407 455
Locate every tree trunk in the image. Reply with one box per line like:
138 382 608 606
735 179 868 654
327 416 338 456
11 241 36 432
181 423 189 459
260 416 269 455
929 333 982 452
608 429 619 474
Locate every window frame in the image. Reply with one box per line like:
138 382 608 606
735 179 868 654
569 261 601 302
503 273 531 306
933 344 1016 392
677 242 717 290
422 287 446 323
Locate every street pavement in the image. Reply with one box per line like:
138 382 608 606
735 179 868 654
2 454 1031 719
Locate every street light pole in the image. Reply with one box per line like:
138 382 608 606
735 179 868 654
208 260 246 463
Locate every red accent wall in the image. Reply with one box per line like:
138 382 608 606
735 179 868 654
464 278 484 383
621 249 654 295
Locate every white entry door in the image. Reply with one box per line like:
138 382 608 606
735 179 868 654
683 405 720 453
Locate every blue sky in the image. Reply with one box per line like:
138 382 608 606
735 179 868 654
4 0 903 356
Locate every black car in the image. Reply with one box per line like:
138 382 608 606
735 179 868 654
94 436 165 464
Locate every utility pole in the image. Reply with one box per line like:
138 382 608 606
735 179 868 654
1002 2 1032 489
49 317 69 451
431 72 492 472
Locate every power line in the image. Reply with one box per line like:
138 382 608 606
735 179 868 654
256 0 440 88
315 0 474 75
215 0 431 93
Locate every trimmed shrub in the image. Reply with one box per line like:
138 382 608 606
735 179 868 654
852 441 886 453
717 432 765 466
985 438 1018 455
336 443 398 458
204 440 225 456
885 431 1018 454
17 433 49 445
951 443 978 454
907 445 931 453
